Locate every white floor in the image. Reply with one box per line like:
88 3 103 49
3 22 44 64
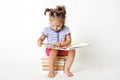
1 48 120 80
39 67 120 80
1 59 120 80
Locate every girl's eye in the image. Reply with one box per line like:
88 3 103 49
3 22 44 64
52 25 54 27
57 25 61 27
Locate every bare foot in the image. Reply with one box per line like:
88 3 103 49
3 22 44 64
48 72 55 78
64 70 73 77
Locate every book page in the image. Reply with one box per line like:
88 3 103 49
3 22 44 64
66 42 89 50
41 42 89 51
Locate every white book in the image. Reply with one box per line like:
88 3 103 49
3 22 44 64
41 42 89 51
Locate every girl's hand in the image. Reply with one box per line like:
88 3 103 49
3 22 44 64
38 39 42 47
53 42 61 47
37 35 46 47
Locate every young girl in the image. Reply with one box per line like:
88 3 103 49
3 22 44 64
38 6 75 78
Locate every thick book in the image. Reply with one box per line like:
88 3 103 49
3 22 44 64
41 56 66 61
41 42 89 51
42 65 64 71
41 62 65 66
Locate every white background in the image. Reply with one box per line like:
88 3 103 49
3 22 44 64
0 0 120 80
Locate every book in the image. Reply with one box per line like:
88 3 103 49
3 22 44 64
41 56 66 61
41 42 89 51
42 65 64 71
41 62 65 66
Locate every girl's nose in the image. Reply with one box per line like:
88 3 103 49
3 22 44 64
54 27 57 30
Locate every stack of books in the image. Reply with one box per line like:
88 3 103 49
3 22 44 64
41 56 66 71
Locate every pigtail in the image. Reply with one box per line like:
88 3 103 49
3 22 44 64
44 8 56 17
44 8 52 15
56 6 66 18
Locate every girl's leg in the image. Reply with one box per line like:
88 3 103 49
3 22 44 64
48 49 58 78
64 50 75 77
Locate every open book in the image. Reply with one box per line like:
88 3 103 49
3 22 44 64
41 42 89 51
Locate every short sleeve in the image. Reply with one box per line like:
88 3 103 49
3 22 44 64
42 27 49 37
64 26 71 35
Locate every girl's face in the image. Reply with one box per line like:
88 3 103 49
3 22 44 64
50 17 64 32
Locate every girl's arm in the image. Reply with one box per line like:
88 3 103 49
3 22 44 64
38 34 46 47
60 34 71 47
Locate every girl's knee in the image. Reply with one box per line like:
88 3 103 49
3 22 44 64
69 50 75 53
68 50 75 56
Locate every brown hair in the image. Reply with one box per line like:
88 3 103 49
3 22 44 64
44 6 66 21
